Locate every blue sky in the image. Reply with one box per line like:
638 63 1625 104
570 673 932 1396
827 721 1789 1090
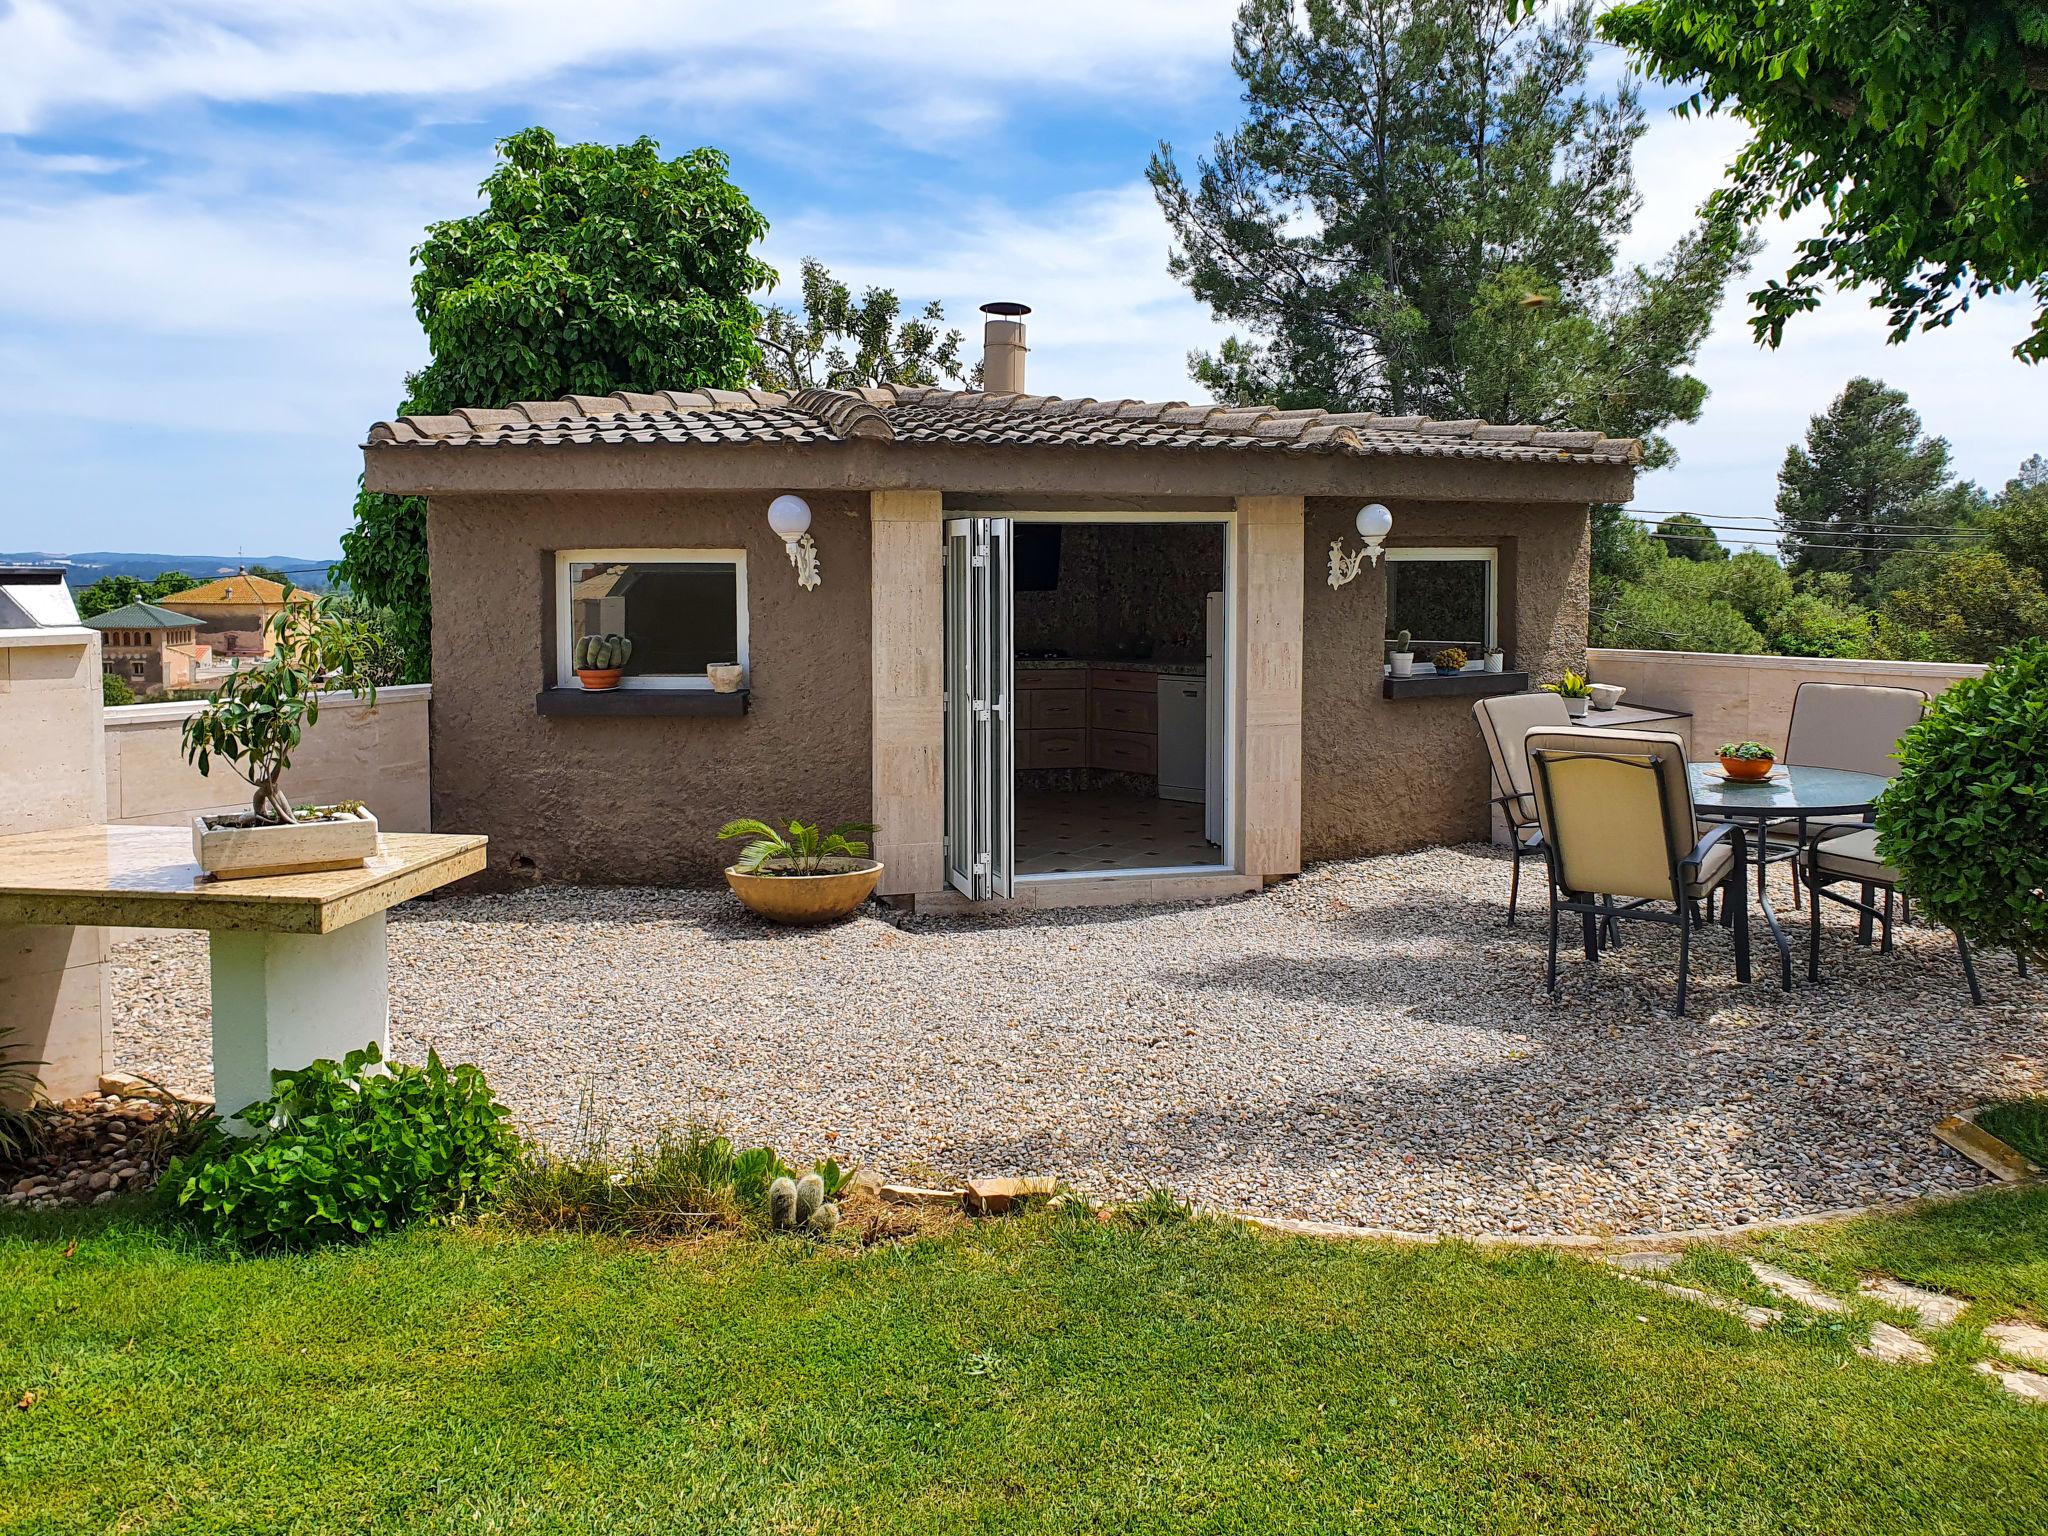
3 0 2044 561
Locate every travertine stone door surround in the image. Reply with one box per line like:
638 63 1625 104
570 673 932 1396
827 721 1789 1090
869 490 946 896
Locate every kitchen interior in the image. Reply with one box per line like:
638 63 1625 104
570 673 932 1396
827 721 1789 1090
1012 520 1226 875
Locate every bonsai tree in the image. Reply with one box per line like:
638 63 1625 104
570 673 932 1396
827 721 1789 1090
181 598 388 824
1876 641 2048 965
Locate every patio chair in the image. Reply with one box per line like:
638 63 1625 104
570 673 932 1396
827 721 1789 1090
1800 827 1998 1005
1525 727 1751 1017
1769 682 1927 892
1471 691 1572 922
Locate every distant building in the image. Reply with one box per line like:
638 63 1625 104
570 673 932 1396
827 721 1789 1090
81 601 211 694
161 570 311 659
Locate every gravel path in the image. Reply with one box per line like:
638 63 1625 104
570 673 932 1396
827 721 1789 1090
108 846 2044 1237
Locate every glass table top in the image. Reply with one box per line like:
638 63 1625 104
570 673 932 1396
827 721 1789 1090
1687 761 1891 815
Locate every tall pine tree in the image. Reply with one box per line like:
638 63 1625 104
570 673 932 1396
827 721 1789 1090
1148 0 1751 465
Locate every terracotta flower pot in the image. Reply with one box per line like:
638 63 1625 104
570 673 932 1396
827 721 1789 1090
1718 754 1775 781
725 856 883 926
576 667 624 691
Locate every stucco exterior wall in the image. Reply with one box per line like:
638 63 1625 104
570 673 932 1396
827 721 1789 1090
1586 649 1984 753
429 490 873 886
102 685 431 831
1301 497 1591 860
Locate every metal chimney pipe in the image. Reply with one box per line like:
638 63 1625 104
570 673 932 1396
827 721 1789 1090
980 301 1030 394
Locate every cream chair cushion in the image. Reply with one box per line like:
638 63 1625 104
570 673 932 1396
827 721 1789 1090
1783 683 1926 777
1473 692 1572 830
1524 728 1710 903
1807 827 1898 885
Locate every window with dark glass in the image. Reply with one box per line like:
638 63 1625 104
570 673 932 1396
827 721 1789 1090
558 551 748 688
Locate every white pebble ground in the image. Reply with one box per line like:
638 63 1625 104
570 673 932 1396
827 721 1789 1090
108 846 2044 1237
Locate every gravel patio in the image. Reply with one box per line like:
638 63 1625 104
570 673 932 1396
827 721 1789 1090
108 845 2043 1238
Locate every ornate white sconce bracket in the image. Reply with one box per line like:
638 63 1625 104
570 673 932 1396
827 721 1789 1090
1327 503 1393 590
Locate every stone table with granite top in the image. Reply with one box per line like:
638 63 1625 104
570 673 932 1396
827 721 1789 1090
0 824 485 1125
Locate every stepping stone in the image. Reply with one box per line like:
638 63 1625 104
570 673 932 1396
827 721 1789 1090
1857 1277 1967 1331
1975 1361 2048 1404
1624 1275 1780 1331
1604 1250 1680 1274
1748 1261 1847 1314
1984 1322 2048 1368
1857 1320 1935 1366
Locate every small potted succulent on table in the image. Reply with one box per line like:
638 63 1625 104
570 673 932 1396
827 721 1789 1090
181 597 387 880
1484 646 1504 674
1716 740 1778 781
1388 630 1415 677
573 633 632 690
1542 669 1593 719
1431 646 1469 676
718 816 883 925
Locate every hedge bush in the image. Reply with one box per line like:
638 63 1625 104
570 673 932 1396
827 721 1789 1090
1876 640 2048 965
169 1044 519 1247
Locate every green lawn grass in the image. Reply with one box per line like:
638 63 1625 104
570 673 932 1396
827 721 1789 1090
1976 1098 2048 1170
3 1191 2045 1535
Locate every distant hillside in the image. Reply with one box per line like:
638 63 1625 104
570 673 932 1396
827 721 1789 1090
1 551 335 591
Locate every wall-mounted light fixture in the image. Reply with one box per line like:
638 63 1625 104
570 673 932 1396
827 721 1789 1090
1328 502 1393 589
768 494 821 591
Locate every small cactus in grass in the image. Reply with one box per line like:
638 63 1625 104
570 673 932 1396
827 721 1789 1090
767 1167 842 1234
574 633 633 671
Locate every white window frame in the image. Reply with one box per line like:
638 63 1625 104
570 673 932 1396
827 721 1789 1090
1386 545 1497 654
554 547 749 691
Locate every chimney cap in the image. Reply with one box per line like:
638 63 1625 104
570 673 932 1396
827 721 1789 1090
979 301 1031 318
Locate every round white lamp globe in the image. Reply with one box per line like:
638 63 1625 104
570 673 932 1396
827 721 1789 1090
1356 502 1393 543
767 494 813 545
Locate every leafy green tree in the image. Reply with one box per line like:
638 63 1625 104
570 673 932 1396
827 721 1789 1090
101 672 137 707
74 569 200 620
1776 377 1982 597
1655 511 1727 561
1986 454 2048 584
754 259 971 393
337 127 775 682
1148 0 1752 463
1767 572 1876 658
1874 550 2048 663
1599 1 2048 361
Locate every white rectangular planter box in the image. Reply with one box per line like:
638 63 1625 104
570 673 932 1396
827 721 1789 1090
192 807 379 881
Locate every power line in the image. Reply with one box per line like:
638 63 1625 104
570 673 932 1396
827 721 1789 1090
1644 529 1988 554
1626 505 1986 534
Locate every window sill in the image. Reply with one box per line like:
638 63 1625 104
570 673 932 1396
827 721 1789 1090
1382 670 1529 701
536 688 749 717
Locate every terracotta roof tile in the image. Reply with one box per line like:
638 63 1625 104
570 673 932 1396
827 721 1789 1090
365 383 1640 464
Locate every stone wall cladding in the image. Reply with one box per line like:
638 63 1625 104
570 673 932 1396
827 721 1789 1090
1300 497 1590 860
429 490 873 887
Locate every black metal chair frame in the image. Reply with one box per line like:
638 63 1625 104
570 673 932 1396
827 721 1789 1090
1488 788 1545 924
1801 833 2009 1007
1531 749 1751 1017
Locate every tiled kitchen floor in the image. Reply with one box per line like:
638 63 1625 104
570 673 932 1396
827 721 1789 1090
1014 788 1219 874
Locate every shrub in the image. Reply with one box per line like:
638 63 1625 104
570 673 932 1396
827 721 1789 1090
168 1043 519 1247
1876 641 2048 965
101 672 137 707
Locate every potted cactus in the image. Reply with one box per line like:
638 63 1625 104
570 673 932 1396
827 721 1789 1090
1388 629 1415 677
1432 646 1469 675
573 633 632 690
717 816 883 925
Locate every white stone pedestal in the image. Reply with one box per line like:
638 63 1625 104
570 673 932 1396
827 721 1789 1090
0 923 109 1103
209 911 390 1126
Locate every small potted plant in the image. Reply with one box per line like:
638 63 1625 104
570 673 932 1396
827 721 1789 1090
1388 630 1415 677
573 633 632 690
1432 646 1469 675
181 598 386 880
1716 740 1778 781
1542 669 1593 719
718 817 884 925
1484 646 1504 674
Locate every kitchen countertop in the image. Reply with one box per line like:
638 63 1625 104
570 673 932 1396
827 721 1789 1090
1015 658 1205 677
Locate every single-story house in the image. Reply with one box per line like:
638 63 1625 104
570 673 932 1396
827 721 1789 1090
168 571 311 659
363 307 1639 907
81 601 211 695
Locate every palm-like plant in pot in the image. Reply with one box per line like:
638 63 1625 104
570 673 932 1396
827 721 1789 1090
717 817 884 925
181 597 389 880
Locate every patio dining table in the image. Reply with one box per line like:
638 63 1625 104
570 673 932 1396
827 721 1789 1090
1688 761 1892 987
